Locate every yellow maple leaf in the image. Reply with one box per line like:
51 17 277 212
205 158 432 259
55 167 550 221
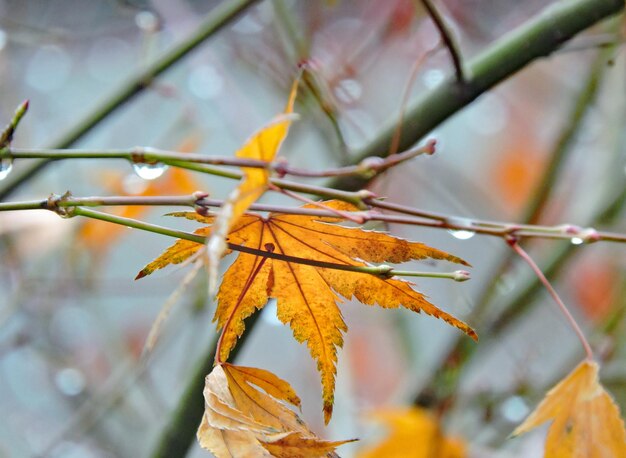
207 78 299 293
137 200 475 423
197 363 354 458
512 359 626 457
357 407 466 458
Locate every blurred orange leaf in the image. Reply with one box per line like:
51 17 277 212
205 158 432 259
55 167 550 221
78 134 203 254
357 407 466 458
197 363 353 457
490 143 544 213
568 254 620 322
207 78 299 293
137 200 474 423
512 359 626 457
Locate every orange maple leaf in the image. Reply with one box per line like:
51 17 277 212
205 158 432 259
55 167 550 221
357 407 466 458
207 78 299 292
137 200 475 423
512 359 626 457
197 363 354 457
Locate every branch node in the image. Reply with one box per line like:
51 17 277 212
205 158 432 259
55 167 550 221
357 156 386 177
559 224 582 235
580 227 600 244
504 234 519 246
193 191 211 216
47 191 76 219
271 157 289 178
376 264 394 278
424 139 437 155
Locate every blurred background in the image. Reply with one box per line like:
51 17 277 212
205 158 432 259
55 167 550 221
0 1 624 457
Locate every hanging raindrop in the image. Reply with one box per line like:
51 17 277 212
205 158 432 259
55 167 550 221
132 162 168 180
571 237 584 245
0 157 13 180
447 218 476 240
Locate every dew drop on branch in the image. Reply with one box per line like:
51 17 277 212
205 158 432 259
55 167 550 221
0 157 13 180
132 162 168 180
447 218 476 240
570 237 584 245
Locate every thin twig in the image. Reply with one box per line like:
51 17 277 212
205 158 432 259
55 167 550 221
7 140 435 178
1 194 625 243
328 0 625 192
0 100 29 149
508 239 593 360
66 206 469 281
420 0 465 82
389 43 442 156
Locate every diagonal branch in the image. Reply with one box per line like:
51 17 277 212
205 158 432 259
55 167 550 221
420 0 464 82
329 0 624 191
0 0 260 200
508 238 593 360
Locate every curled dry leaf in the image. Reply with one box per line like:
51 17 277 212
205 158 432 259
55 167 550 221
356 407 466 458
137 200 475 423
207 78 299 294
512 359 626 457
197 363 354 457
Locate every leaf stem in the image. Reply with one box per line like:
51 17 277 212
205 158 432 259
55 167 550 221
508 239 593 360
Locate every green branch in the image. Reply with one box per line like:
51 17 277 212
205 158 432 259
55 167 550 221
7 140 434 177
2 193 625 243
328 0 624 191
68 207 466 280
0 100 29 149
413 37 620 409
0 0 260 200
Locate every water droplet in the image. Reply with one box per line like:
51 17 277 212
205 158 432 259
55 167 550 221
500 395 530 423
447 218 476 240
0 157 13 180
449 229 475 240
571 237 584 245
55 367 86 396
132 162 168 180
